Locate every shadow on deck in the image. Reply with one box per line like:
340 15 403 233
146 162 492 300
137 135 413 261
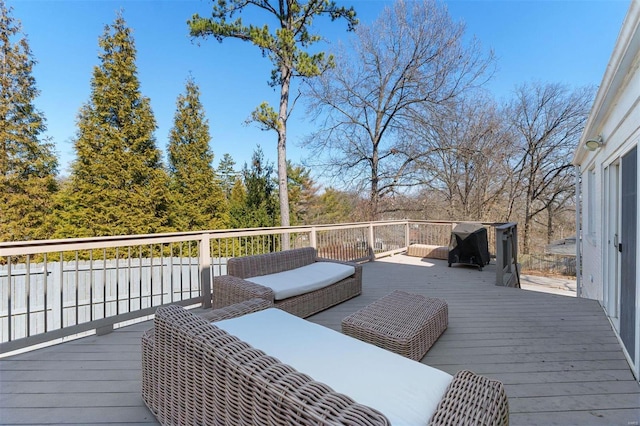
1 254 639 425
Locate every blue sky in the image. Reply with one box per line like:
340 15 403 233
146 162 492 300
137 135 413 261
8 0 631 179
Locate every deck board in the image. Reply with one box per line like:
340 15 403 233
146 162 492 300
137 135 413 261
1 254 638 425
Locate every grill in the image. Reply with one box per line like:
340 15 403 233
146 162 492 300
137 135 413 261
448 223 490 271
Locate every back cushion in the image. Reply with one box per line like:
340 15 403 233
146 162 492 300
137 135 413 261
227 247 317 278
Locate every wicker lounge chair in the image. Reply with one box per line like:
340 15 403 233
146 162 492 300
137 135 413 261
213 247 362 318
142 301 509 425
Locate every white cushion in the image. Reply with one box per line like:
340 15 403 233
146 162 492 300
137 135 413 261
214 308 453 425
245 262 355 300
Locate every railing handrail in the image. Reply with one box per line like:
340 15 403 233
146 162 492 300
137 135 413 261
0 220 418 256
494 222 518 231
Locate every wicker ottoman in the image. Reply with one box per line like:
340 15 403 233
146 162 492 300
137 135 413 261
341 290 448 361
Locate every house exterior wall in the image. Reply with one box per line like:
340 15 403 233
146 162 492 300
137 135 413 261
573 0 640 380
578 73 640 301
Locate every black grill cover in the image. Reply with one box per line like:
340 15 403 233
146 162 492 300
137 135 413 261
448 223 490 270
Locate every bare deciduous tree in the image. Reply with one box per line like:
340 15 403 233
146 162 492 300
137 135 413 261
303 0 494 220
412 94 515 220
507 82 593 253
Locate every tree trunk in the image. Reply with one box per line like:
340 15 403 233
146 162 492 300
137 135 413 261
547 207 553 244
523 186 532 255
370 144 379 221
279 66 291 249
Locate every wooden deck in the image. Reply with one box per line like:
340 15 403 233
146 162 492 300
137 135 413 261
1 254 639 425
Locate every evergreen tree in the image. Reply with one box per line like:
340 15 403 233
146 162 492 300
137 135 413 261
55 13 170 238
231 146 277 229
217 153 237 198
245 146 278 227
189 1 357 229
0 2 58 242
287 162 317 225
227 177 247 229
168 77 227 231
308 188 354 225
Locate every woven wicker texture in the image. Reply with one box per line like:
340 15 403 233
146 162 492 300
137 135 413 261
227 246 318 278
429 370 509 426
407 244 449 260
200 297 273 322
142 304 391 425
342 290 448 361
213 247 362 318
142 299 270 422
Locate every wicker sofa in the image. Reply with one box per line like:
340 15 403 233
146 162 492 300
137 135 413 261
214 247 362 318
142 301 509 426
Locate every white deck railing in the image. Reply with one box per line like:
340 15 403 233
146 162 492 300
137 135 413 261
0 220 517 353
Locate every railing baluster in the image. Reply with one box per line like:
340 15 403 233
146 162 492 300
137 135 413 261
160 243 164 306
7 258 12 342
179 243 184 301
43 253 48 333
89 250 93 322
74 251 79 326
59 252 63 330
115 247 120 315
216 238 222 277
170 243 174 303
187 241 192 299
102 248 107 319
26 254 31 338
127 247 132 313
147 244 152 308
149 243 154 308
138 246 143 311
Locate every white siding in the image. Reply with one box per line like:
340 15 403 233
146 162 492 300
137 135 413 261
580 166 604 302
574 0 640 380
577 1 640 305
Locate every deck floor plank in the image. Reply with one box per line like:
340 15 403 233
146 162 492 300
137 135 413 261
510 409 640 426
1 254 638 425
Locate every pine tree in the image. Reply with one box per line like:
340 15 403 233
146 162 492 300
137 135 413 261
230 146 277 229
245 146 278 228
308 188 354 225
217 153 237 198
168 77 227 231
228 178 247 229
189 1 357 229
0 2 58 242
55 13 170 238
286 162 317 225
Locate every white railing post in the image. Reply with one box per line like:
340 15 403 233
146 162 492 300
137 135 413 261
199 233 212 308
368 224 375 260
405 221 410 250
310 227 317 249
